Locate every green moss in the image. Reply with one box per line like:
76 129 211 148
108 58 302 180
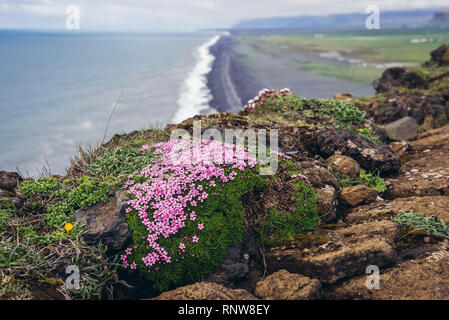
20 176 120 229
125 166 267 292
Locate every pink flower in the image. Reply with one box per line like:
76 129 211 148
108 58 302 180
130 262 137 270
192 236 199 243
141 144 150 151
198 223 204 231
179 243 185 250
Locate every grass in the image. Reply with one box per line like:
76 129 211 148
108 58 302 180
300 61 383 84
392 212 449 238
236 30 449 83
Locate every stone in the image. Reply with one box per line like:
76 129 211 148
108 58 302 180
373 67 427 93
0 171 22 192
424 44 449 67
340 185 378 207
315 184 339 222
266 236 396 284
297 162 339 222
255 270 322 300
152 282 258 300
206 233 262 290
386 116 418 140
346 196 449 224
325 155 360 179
327 241 449 300
389 141 409 158
315 129 401 175
74 190 131 251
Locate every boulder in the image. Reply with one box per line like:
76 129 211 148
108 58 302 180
0 171 22 192
340 185 378 207
153 282 257 300
74 190 131 251
424 44 449 67
315 129 401 175
386 116 418 140
255 270 322 300
373 67 427 93
325 155 360 179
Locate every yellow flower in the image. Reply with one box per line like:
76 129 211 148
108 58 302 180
64 223 74 233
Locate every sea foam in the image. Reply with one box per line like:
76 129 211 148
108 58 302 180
172 34 221 124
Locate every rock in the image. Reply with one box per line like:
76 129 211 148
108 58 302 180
386 116 418 140
325 155 360 179
297 162 339 222
373 67 427 93
333 220 400 245
152 282 258 300
340 185 379 207
386 175 449 199
0 188 13 198
315 184 339 222
334 93 353 101
297 162 339 189
255 270 322 300
389 141 409 158
347 196 449 224
424 44 449 67
206 233 262 290
0 171 22 192
315 129 401 175
74 190 131 251
327 241 449 300
266 236 396 284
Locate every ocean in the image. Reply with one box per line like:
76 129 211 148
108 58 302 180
0 31 219 176
0 31 373 177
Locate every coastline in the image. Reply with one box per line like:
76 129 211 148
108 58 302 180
206 35 263 113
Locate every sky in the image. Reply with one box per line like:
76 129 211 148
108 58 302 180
0 0 448 32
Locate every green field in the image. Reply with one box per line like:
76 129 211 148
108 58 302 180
235 30 449 83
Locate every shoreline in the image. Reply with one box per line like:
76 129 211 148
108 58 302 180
206 35 263 113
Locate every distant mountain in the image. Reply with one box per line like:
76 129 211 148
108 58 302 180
232 9 444 30
428 10 449 28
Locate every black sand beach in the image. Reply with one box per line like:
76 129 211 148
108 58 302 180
207 35 263 113
207 33 374 113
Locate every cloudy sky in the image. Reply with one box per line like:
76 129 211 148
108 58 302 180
0 0 447 32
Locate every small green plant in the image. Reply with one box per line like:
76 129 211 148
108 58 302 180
46 176 120 228
259 178 318 246
360 169 387 193
328 99 363 124
356 128 382 144
392 212 449 237
332 169 386 193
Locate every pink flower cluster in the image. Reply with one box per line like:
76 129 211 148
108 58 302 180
290 173 312 186
244 88 291 112
121 139 259 272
